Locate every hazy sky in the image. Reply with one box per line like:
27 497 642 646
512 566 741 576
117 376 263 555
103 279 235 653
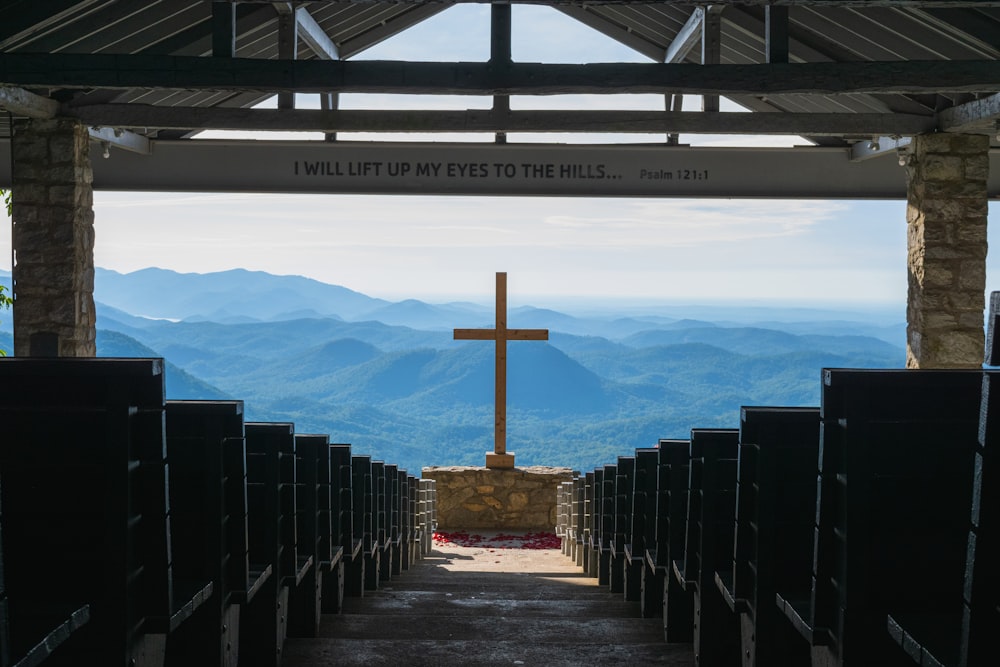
0 5 991 309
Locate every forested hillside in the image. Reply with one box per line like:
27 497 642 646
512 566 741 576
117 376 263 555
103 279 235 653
0 268 905 473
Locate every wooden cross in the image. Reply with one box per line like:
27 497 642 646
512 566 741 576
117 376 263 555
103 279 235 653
454 272 548 468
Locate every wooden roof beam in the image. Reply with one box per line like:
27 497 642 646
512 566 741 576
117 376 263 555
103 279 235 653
0 86 59 118
63 105 938 136
9 55 1000 96
225 1 1000 8
938 93 1000 133
87 126 152 155
296 7 339 60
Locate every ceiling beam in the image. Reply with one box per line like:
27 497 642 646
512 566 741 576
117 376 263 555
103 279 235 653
10 137 993 199
87 127 152 155
212 0 237 58
63 104 938 136
701 7 722 113
12 55 1000 96
938 93 1000 133
665 7 706 64
766 6 790 64
222 1 1000 8
848 135 912 162
296 7 339 60
0 86 59 118
0 0 111 47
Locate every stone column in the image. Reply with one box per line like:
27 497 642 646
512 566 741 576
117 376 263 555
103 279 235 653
11 118 96 357
905 133 989 369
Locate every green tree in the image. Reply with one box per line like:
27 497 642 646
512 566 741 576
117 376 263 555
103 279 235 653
0 188 11 356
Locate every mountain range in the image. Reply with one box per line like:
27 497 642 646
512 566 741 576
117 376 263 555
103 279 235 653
0 267 905 473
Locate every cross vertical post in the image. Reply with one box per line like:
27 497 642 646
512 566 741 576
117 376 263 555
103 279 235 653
454 272 548 468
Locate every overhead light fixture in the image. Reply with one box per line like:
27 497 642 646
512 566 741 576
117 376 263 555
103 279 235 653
101 141 110 159
897 146 911 167
868 136 880 151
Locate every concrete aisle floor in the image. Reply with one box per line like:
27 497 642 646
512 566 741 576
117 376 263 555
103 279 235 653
281 533 697 666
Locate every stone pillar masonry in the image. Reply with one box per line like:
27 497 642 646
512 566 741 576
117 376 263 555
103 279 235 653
11 118 96 357
905 133 989 369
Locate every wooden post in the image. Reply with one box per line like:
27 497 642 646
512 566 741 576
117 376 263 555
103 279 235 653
454 273 548 468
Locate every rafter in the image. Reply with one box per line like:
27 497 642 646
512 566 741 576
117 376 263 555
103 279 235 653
938 93 1000 133
63 104 937 136
0 86 59 118
665 7 715 64
296 7 339 60
87 127 152 155
848 135 912 162
8 55 1000 96
223 1 1000 7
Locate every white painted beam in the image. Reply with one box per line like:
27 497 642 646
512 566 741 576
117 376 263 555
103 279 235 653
938 93 1000 134
87 127 152 155
665 7 706 64
7 138 1000 197
849 135 912 162
296 7 339 60
0 86 58 119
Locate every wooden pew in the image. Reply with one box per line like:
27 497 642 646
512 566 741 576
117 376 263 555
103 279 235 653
399 472 412 571
163 400 265 667
586 468 604 579
610 456 635 595
384 464 403 578
716 406 819 667
646 439 693 638
241 422 314 666
623 448 658 603
557 480 573 556
883 297 1000 667
399 470 413 572
573 475 586 567
598 463 617 586
0 481 90 667
885 367 1000 667
348 455 375 595
288 433 336 638
0 358 209 666
959 370 1000 667
418 478 436 557
582 471 595 574
405 473 420 566
370 460 388 589
793 369 981 667
672 428 740 666
322 444 355 612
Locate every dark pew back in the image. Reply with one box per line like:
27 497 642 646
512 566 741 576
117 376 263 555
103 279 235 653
348 455 374 596
610 456 635 594
242 422 311 666
288 433 332 638
164 400 253 667
322 444 353 612
963 371 1000 666
0 358 193 666
623 448 658 602
728 406 819 667
811 369 981 666
654 439 694 642
679 428 740 667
